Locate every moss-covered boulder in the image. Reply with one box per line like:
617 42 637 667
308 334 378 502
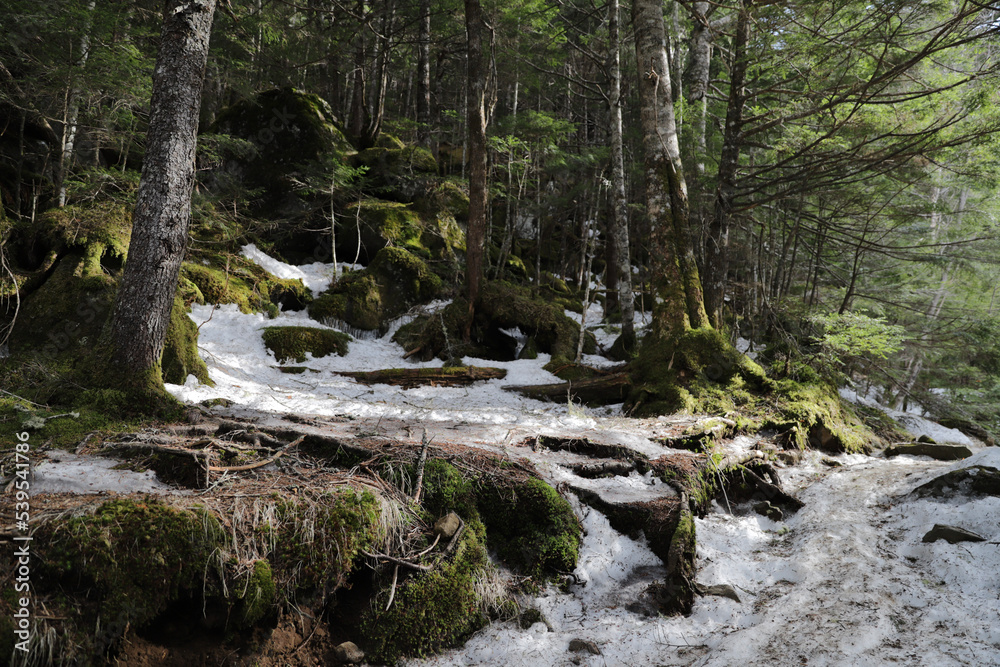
339 198 427 264
361 520 496 663
212 87 352 202
14 488 385 663
181 252 311 316
261 325 350 363
414 180 470 222
394 281 593 364
309 247 442 333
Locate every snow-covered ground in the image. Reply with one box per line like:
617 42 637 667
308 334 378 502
162 248 999 667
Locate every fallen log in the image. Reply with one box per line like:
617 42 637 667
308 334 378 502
504 372 631 406
336 366 507 388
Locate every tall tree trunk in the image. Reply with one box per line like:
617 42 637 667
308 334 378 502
58 0 97 207
348 1 369 143
632 0 707 341
608 0 635 351
110 0 216 390
704 2 750 329
463 0 488 337
416 0 431 146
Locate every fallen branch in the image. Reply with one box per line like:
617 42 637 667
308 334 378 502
337 366 507 388
412 429 431 503
207 436 305 472
505 372 631 406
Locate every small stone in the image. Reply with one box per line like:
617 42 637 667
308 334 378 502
821 457 842 467
753 501 783 522
917 435 937 444
568 638 601 655
776 450 802 465
433 512 461 538
696 583 741 603
922 524 986 544
332 641 365 664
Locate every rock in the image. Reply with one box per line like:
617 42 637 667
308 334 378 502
922 524 986 544
821 457 842 467
695 583 741 603
911 466 1000 499
776 450 802 465
518 607 551 630
753 501 783 522
568 638 601 655
433 512 461 539
884 443 973 461
917 435 937 444
332 641 365 664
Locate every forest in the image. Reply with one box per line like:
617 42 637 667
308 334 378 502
2 0 1000 664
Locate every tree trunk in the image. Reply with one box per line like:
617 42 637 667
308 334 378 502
608 0 635 351
705 2 751 329
632 0 707 341
416 0 432 146
464 0 488 337
110 0 217 391
58 0 97 208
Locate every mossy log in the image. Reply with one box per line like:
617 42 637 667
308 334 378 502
337 365 506 388
504 372 630 406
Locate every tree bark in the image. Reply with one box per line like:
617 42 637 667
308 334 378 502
416 0 432 146
608 0 635 351
705 2 751 329
463 0 488 337
632 0 707 341
110 0 216 387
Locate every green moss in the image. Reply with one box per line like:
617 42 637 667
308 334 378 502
352 145 438 179
213 87 353 199
237 559 276 627
271 489 383 592
34 498 227 656
7 250 116 356
767 380 873 454
346 198 426 257
362 520 493 663
415 180 471 222
38 199 133 262
662 509 697 613
181 253 311 316
627 327 773 417
261 326 351 363
162 295 213 385
478 477 581 577
309 273 383 330
309 247 442 333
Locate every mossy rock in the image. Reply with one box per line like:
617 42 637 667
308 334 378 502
309 273 383 331
19 489 383 663
767 380 873 454
341 198 426 263
261 325 350 363
37 199 133 262
32 498 228 659
309 247 442 333
351 145 438 180
414 180 470 222
181 253 311 316
212 87 353 199
162 295 213 385
418 459 581 577
478 477 582 577
361 520 494 663
6 250 116 357
391 282 594 364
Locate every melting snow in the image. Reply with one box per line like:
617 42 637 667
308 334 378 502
162 248 999 666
